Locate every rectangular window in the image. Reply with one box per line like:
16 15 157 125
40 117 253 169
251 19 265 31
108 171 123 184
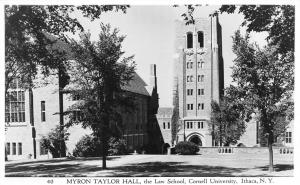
186 122 189 129
12 143 16 155
197 62 204 68
18 143 22 155
168 122 170 129
198 103 204 110
187 104 193 110
187 62 193 69
6 143 10 155
285 132 292 143
201 122 204 128
190 122 193 129
197 62 204 69
198 89 204 95
187 89 193 96
187 76 190 82
41 101 46 122
163 122 165 129
198 75 204 82
6 91 25 123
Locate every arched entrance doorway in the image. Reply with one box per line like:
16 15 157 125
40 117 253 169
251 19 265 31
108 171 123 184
189 135 202 146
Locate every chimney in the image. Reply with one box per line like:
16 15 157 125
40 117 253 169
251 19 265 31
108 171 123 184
150 64 157 89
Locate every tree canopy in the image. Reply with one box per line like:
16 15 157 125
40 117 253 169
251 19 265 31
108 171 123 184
65 24 136 169
210 94 248 146
230 30 293 171
5 5 129 93
219 5 294 56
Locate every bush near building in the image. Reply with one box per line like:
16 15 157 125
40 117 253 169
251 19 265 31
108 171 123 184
73 135 128 157
175 141 199 155
73 135 101 157
108 137 127 156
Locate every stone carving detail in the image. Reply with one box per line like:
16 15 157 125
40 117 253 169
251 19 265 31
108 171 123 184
184 48 194 56
197 48 207 55
184 48 207 56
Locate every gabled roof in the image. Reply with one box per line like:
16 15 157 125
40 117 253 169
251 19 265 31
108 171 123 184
45 33 152 97
122 72 150 96
157 107 173 116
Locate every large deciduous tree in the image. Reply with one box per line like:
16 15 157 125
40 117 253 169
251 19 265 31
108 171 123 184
209 95 247 146
5 5 129 94
5 5 129 159
66 24 135 169
231 31 293 172
219 5 294 56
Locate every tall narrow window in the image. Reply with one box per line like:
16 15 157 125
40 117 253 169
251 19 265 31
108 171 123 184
6 78 26 123
18 143 22 155
168 122 170 129
198 103 204 110
163 122 165 129
198 31 204 48
198 75 204 82
41 101 46 122
187 104 193 110
187 32 193 48
6 143 10 155
12 143 16 155
6 91 25 123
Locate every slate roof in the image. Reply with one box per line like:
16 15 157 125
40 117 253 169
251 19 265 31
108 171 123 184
122 72 150 96
157 107 173 116
46 33 152 97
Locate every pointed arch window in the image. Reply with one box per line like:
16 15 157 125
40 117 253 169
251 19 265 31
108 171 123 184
198 31 204 48
187 32 193 49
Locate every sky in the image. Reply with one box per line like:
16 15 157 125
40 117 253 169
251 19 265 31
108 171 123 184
69 5 268 107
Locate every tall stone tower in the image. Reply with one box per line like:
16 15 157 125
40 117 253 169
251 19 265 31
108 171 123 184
173 15 224 147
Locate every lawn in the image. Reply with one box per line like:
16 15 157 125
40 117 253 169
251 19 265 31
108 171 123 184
5 153 293 177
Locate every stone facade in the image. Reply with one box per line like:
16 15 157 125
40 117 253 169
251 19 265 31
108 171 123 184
156 108 173 146
157 16 294 149
5 65 160 160
173 16 224 147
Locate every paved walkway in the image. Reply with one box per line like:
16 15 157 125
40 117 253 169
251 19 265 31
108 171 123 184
5 153 293 177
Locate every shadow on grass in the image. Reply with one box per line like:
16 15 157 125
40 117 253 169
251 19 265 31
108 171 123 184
257 164 294 172
5 161 294 177
5 156 121 166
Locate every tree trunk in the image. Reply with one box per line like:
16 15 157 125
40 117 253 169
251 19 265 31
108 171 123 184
268 134 274 172
101 135 107 169
58 68 66 157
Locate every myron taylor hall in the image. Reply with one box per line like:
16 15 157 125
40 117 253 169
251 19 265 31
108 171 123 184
5 16 293 160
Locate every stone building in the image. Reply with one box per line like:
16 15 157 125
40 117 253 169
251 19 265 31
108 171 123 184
5 64 161 160
172 16 225 147
156 107 173 152
157 15 293 148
